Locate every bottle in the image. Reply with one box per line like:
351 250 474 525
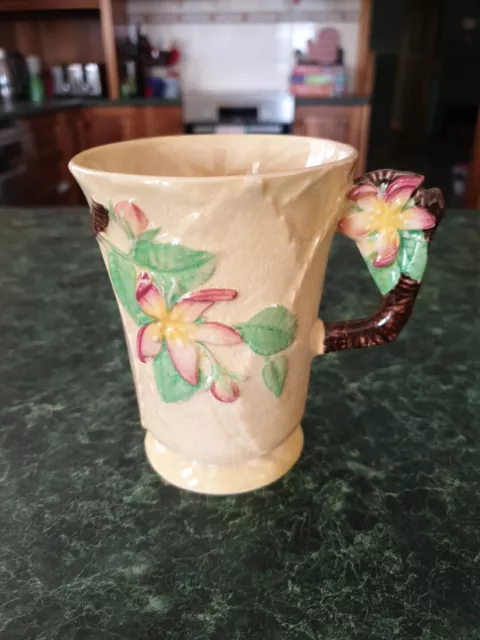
137 24 152 63
137 24 152 97
26 56 44 104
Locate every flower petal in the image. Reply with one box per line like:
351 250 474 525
348 184 378 202
339 211 373 238
397 207 436 230
211 377 240 403
384 175 424 208
373 228 400 267
136 273 166 320
183 289 238 303
167 340 198 385
137 323 162 363
174 289 238 322
348 184 379 211
114 200 148 236
357 235 375 258
194 322 243 346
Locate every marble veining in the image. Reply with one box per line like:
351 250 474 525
0 208 479 639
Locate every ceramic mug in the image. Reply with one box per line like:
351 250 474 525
69 135 444 494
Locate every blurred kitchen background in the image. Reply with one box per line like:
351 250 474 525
0 0 479 209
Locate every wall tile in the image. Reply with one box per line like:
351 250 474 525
126 0 361 94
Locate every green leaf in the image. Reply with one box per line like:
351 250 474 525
364 255 401 295
399 231 428 282
262 356 288 398
235 306 297 356
108 250 150 325
153 348 202 403
107 200 115 222
138 227 161 243
133 240 216 298
402 197 416 210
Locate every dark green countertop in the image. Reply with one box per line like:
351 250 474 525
0 97 182 121
0 208 479 639
295 95 370 106
0 95 367 121
0 99 82 121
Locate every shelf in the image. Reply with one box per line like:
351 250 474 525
0 1 99 11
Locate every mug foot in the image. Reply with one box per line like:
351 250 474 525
144 426 304 495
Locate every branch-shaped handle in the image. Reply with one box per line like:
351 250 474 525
316 170 444 355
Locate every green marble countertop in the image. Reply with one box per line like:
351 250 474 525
0 97 182 121
295 95 370 106
0 208 479 639
0 95 367 121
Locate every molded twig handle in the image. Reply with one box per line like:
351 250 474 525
321 169 444 355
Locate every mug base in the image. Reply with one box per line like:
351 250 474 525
144 426 304 495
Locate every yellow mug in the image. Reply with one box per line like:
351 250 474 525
70 135 444 494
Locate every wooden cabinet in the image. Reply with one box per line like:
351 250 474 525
83 107 142 148
0 0 99 9
20 109 84 206
82 105 183 148
294 104 371 176
0 0 124 99
142 106 184 138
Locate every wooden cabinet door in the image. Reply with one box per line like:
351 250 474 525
83 107 142 149
293 104 371 175
294 105 353 142
142 106 183 137
22 110 83 206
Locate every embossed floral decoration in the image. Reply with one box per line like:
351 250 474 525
339 174 436 294
92 199 297 404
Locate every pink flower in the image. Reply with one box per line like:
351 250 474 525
339 175 435 267
211 374 240 404
136 273 242 386
114 200 148 237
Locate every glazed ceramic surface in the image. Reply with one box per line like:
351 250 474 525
69 135 444 494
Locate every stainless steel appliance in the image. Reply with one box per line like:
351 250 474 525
183 92 295 134
0 49 28 100
0 118 28 205
84 63 103 96
66 63 86 96
60 63 105 97
51 65 68 96
0 49 13 107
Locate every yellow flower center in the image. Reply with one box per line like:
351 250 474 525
368 198 403 232
151 309 194 346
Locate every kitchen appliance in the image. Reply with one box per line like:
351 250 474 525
0 49 28 100
51 65 68 96
66 64 86 96
0 49 13 107
61 63 105 97
183 92 295 134
84 63 103 96
0 118 29 205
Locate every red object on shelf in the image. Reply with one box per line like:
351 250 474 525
168 46 180 66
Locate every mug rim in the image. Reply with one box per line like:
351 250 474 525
69 134 358 183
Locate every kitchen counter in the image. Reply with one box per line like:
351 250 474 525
0 95 365 122
0 98 82 121
0 208 478 639
295 95 370 106
0 97 182 121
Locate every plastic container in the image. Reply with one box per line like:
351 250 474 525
26 56 44 104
